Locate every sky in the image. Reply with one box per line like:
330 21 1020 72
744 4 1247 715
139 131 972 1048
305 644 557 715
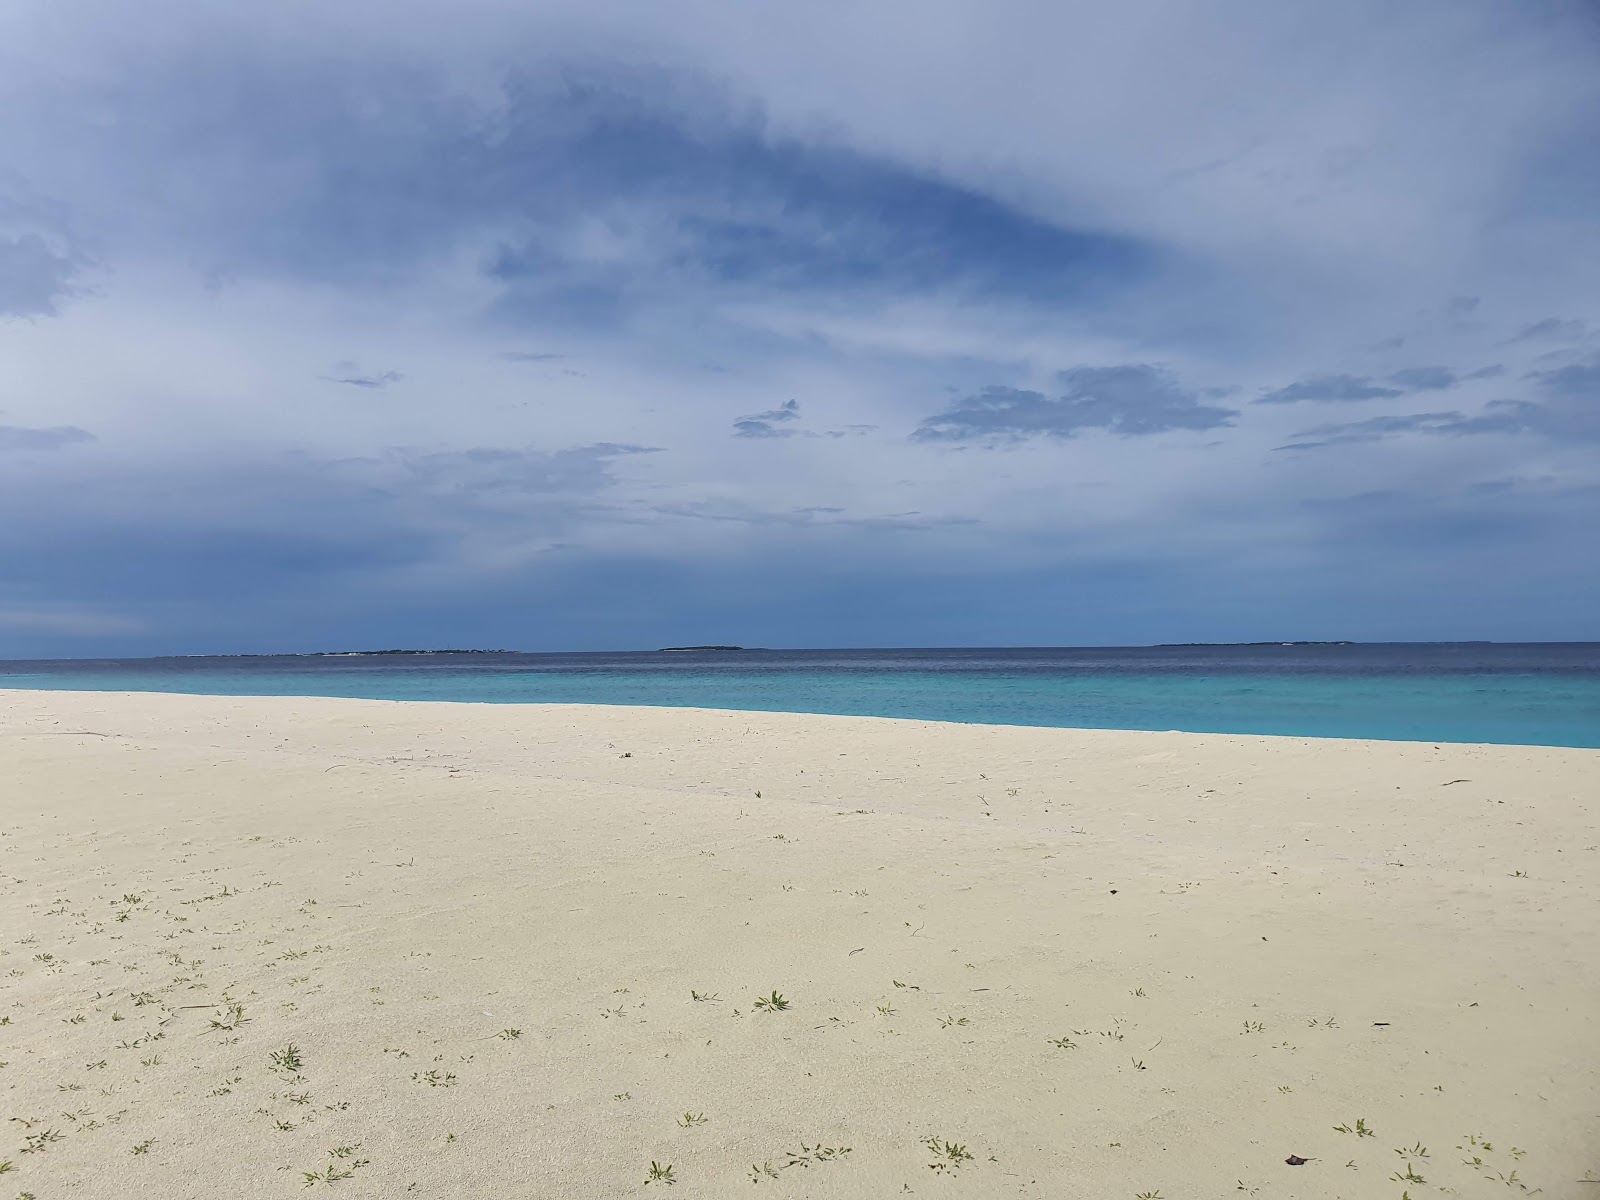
1 0 1598 657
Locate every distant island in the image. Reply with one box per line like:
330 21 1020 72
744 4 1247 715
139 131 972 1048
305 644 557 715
657 645 748 652
1155 641 1357 647
307 649 513 656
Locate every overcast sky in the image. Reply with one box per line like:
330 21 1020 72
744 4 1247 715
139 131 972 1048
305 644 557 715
2 0 1598 656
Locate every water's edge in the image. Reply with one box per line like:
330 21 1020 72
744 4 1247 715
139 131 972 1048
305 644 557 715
4 644 1598 748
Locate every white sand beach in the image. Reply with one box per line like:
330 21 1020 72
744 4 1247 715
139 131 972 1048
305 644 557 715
2 689 1596 1198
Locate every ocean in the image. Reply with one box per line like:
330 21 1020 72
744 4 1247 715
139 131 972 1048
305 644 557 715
4 643 1599 748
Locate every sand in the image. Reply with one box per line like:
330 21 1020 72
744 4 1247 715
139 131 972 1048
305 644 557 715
1 688 1596 1199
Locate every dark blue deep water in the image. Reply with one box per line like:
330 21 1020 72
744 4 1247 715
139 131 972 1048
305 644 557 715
3 644 1599 748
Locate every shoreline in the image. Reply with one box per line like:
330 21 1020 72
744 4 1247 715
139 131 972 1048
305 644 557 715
3 685 1597 751
3 689 1596 1197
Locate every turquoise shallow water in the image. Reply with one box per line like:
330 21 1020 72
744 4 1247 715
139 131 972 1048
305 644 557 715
4 645 1599 748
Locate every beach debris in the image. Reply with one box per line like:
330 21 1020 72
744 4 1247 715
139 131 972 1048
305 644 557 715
1441 779 1470 786
1285 1155 1309 1166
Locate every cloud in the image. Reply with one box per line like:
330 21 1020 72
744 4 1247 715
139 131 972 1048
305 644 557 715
913 365 1236 442
1256 374 1403 404
1381 364 1504 391
1510 317 1587 343
0 606 144 637
1278 411 1476 449
652 497 974 531
0 424 94 451
732 398 801 438
1388 366 1457 390
323 367 404 388
0 439 665 637
1278 370 1600 447
1530 353 1600 405
0 233 87 318
378 441 659 499
1 2 1599 653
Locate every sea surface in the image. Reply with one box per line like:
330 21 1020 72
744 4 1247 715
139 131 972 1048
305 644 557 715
4 643 1600 748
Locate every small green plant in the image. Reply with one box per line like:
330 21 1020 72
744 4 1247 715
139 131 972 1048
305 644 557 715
690 991 720 1002
497 1028 521 1040
754 991 789 1013
1392 1165 1425 1184
876 1004 896 1016
925 1136 974 1173
1396 1142 1429 1159
1241 1020 1265 1034
131 1139 154 1155
784 1144 852 1168
210 1003 248 1031
411 1070 457 1088
676 1112 707 1128
1048 1035 1077 1049
938 1015 970 1028
20 1129 64 1154
645 1161 676 1185
1334 1118 1375 1137
749 1161 780 1183
302 1146 370 1187
270 1044 304 1074
1135 1192 1163 1200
